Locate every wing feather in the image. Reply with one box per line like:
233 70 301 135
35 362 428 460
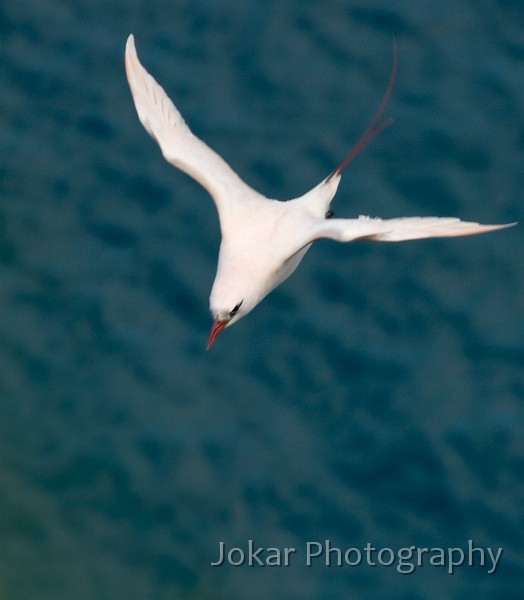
125 34 256 216
311 215 516 243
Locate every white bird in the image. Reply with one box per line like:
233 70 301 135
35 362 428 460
125 35 514 349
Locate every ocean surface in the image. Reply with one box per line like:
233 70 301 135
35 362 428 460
0 1 523 599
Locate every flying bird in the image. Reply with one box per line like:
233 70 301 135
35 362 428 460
125 35 514 349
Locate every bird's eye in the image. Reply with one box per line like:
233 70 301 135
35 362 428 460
229 300 243 317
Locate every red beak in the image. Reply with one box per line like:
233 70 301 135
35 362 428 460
207 317 228 350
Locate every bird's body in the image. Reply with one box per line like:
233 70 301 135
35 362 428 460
125 35 514 349
210 178 339 318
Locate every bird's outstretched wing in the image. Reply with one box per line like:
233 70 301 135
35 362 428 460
309 215 515 243
125 34 256 216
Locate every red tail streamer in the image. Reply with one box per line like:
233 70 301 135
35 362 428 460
329 41 397 179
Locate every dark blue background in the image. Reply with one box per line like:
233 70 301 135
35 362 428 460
0 1 522 598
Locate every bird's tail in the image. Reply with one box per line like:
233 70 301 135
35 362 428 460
327 41 397 182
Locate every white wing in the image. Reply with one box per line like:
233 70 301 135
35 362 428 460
310 215 515 243
125 34 257 216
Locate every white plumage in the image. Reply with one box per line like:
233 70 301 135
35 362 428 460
125 35 514 349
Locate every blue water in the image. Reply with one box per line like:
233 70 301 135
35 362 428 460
1 1 523 598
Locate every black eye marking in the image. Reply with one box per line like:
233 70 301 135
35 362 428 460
229 300 243 317
325 209 334 219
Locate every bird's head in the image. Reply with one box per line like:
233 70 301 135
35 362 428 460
207 297 249 350
206 235 295 349
207 251 278 349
